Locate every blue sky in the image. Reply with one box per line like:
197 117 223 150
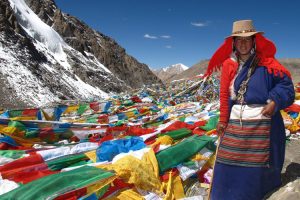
55 0 300 69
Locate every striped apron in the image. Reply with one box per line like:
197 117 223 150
217 104 271 167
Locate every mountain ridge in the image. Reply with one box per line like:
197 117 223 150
168 58 300 83
152 63 189 83
0 0 162 109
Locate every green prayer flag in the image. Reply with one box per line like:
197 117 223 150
156 135 214 173
46 153 88 171
0 150 24 159
78 104 89 115
1 166 114 200
200 115 219 131
160 128 192 140
8 110 23 118
8 121 26 131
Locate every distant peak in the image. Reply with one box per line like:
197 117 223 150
162 63 189 72
152 63 189 83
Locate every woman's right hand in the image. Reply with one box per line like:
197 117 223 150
216 122 227 137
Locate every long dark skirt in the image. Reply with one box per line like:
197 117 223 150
211 113 286 200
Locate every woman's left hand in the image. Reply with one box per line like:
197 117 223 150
261 100 276 117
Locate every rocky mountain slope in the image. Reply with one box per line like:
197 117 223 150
25 0 161 89
0 0 161 109
278 59 300 83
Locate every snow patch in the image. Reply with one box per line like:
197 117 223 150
8 0 71 70
84 51 112 74
0 41 60 106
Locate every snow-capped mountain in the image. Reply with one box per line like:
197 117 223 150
0 0 162 108
162 63 189 72
152 63 189 83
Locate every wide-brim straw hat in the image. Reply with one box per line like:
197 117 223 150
226 19 264 38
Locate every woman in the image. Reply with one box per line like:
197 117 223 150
206 20 295 199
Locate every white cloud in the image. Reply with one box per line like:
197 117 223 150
160 35 171 39
144 34 158 39
272 22 280 25
191 22 207 27
165 45 172 49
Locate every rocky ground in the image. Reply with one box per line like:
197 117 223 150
266 139 300 199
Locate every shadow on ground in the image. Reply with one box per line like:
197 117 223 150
264 162 300 199
281 162 300 185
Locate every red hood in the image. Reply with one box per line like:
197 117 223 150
205 33 291 78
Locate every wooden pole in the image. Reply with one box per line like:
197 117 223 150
207 136 221 200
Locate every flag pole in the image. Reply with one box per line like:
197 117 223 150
207 135 221 200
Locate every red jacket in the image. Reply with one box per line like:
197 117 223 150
219 59 238 123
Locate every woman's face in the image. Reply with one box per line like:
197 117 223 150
234 36 254 55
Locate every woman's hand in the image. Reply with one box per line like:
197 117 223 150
261 100 276 118
216 122 227 137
